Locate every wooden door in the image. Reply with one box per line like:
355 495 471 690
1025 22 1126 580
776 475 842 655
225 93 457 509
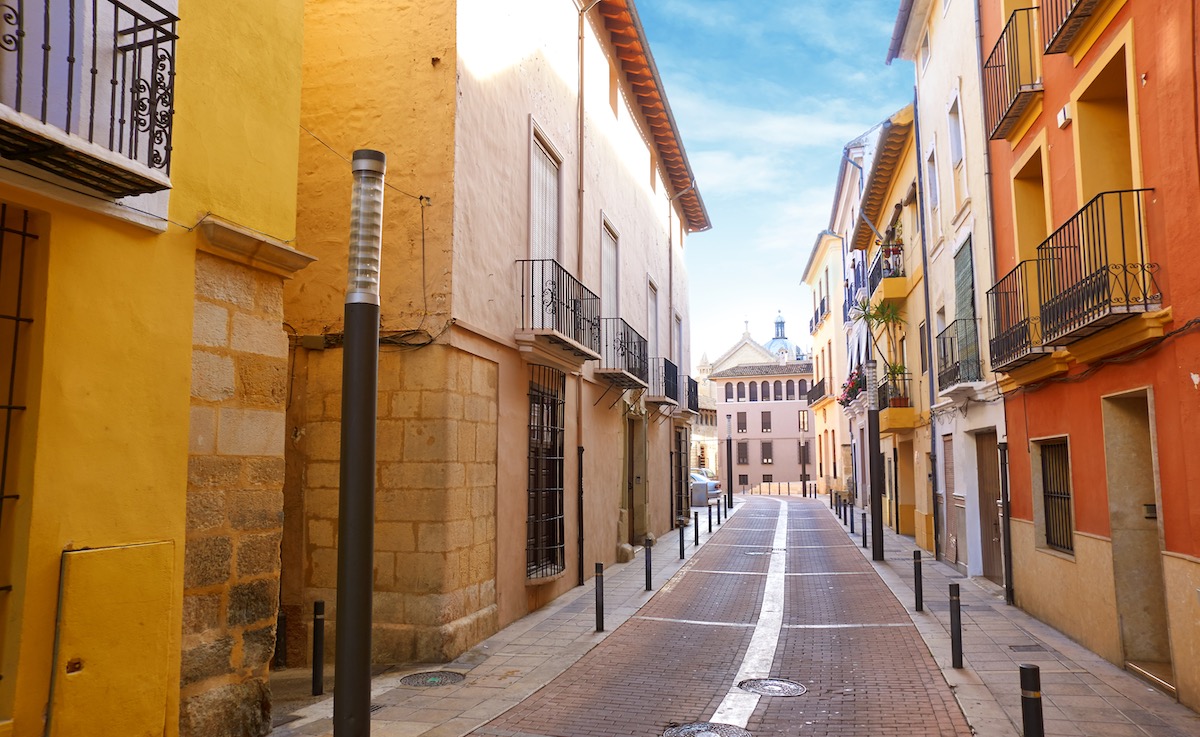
976 431 1004 583
943 436 958 564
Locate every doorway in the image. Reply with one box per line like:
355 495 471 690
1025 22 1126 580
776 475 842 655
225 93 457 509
1102 392 1173 695
625 417 647 545
976 430 1004 584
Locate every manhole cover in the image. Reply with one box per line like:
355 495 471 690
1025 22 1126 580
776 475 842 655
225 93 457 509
398 670 465 687
1009 644 1046 652
738 678 807 697
663 723 753 737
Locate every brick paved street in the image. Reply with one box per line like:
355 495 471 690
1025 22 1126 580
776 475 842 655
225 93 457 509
470 495 970 736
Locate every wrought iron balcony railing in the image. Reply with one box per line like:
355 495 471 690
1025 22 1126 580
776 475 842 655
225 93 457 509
596 317 648 388
809 297 829 334
0 0 178 197
868 250 883 296
517 259 601 357
806 377 827 404
983 7 1042 140
936 319 983 390
1037 189 1159 346
648 357 678 404
687 376 699 413
878 371 913 409
987 260 1052 371
1042 0 1104 54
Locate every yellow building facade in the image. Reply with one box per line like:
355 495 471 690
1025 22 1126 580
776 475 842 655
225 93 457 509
0 2 310 735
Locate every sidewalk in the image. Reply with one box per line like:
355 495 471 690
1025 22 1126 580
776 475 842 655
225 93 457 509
270 502 741 737
270 494 1200 736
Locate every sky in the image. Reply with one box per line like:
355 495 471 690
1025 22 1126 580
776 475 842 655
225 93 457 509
635 1 915 370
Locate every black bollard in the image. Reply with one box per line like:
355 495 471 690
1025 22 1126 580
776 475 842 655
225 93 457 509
679 522 685 560
595 563 605 632
914 551 923 612
849 505 855 534
694 512 700 546
312 600 325 696
717 497 723 525
645 537 653 591
1020 664 1045 737
861 512 868 548
708 504 713 533
950 583 963 668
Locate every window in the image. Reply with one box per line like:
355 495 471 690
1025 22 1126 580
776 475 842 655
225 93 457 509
736 412 747 433
918 322 928 373
798 410 809 432
1037 438 1074 553
737 382 746 401
763 475 773 484
761 441 773 465
601 222 618 315
738 474 749 486
737 441 749 465
761 381 770 401
919 33 931 70
527 365 566 579
925 148 940 236
948 98 967 209
531 134 560 260
761 411 772 433
773 381 783 400
831 430 838 478
786 380 795 400
799 379 808 392
749 382 758 401
647 282 659 358
725 383 734 401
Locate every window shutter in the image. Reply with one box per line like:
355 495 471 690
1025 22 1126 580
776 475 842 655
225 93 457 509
532 139 559 261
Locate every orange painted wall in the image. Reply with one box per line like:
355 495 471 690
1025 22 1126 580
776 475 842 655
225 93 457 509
984 0 1200 559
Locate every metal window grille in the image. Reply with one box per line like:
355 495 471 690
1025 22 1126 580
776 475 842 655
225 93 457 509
526 365 566 579
736 441 748 465
738 474 748 486
1040 439 1073 553
762 474 773 484
0 205 35 603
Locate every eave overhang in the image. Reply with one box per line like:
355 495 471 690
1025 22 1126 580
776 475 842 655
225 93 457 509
851 105 914 251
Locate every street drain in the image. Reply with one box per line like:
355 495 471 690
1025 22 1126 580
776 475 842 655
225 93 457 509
398 670 465 687
368 704 386 714
1009 644 1046 652
738 678 807 696
663 723 753 737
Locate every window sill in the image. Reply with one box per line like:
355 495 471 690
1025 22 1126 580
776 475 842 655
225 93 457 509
1034 544 1076 563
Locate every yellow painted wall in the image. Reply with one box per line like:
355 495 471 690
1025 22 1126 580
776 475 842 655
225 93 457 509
0 0 305 734
1162 554 1200 710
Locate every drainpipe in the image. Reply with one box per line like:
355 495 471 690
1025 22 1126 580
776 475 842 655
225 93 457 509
912 86 942 561
575 0 601 584
999 441 1014 605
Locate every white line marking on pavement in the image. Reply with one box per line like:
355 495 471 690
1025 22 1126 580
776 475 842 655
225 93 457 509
783 622 911 629
710 497 788 728
632 615 756 627
686 570 871 577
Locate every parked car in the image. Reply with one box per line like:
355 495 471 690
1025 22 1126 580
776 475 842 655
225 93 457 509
689 471 721 507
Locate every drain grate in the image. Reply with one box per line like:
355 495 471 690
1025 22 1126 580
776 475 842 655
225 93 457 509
738 678 807 697
1009 644 1046 652
398 670 466 687
663 723 753 737
368 703 386 714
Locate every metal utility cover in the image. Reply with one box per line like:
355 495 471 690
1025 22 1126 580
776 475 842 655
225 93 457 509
399 671 466 687
663 723 753 737
738 678 807 696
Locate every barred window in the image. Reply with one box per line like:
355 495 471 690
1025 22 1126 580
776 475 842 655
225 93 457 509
527 365 566 579
736 441 748 465
738 474 748 486
1038 438 1074 553
763 474 773 483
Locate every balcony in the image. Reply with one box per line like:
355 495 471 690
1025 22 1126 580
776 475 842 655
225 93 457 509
674 374 699 415
809 297 829 335
807 377 828 405
987 260 1055 371
595 317 648 389
646 357 678 406
0 1 178 197
936 319 984 397
868 244 906 304
878 372 919 434
1042 0 1107 54
516 259 602 368
1037 190 1160 346
983 7 1043 140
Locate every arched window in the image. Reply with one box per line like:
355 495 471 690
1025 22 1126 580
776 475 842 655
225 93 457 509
725 382 734 401
737 382 746 401
749 382 758 401
773 381 783 400
761 381 770 401
786 380 795 400
799 379 808 392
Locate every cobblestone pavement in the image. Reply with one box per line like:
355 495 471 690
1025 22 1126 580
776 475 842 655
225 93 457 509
271 493 1200 737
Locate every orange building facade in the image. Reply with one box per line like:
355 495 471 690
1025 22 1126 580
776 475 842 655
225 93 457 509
980 0 1200 707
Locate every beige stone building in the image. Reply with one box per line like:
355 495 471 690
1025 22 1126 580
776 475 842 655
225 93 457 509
278 0 708 666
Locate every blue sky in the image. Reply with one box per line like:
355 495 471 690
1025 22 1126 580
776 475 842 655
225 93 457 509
636 0 914 369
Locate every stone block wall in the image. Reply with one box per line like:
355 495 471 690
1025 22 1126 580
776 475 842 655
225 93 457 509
181 251 291 737
282 342 498 666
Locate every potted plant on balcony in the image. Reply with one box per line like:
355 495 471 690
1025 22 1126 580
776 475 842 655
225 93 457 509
885 363 910 408
836 368 865 407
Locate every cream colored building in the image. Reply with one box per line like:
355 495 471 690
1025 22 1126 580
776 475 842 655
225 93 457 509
888 0 1008 579
279 0 709 665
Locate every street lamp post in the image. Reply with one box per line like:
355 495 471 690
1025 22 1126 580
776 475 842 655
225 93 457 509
725 414 734 508
866 360 884 561
334 149 386 737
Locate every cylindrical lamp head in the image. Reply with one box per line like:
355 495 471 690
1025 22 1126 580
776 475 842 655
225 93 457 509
347 149 387 305
865 360 879 410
